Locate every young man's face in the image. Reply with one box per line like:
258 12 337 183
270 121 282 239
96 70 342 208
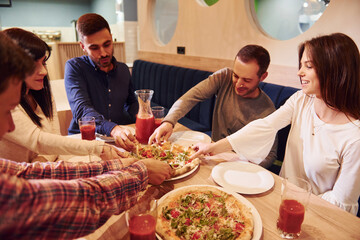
80 28 114 72
232 57 268 98
0 79 22 138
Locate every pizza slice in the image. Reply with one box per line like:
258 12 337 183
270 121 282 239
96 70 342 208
130 142 200 177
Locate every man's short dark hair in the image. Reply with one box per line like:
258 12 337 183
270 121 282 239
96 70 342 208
0 31 35 94
236 45 270 78
76 13 111 41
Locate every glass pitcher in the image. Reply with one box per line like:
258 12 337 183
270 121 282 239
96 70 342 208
135 89 155 144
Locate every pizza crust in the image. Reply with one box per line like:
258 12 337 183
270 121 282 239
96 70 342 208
172 158 200 177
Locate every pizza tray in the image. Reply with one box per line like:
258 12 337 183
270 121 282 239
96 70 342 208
156 185 263 240
211 161 274 194
165 164 199 181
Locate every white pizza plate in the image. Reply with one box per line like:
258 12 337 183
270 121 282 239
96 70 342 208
168 131 211 147
165 164 199 181
211 161 274 194
156 185 263 240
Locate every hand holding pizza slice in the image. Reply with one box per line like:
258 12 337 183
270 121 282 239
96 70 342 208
130 141 201 178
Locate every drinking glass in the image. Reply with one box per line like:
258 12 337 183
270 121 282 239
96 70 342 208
151 106 165 129
277 176 312 239
125 198 157 240
79 116 96 140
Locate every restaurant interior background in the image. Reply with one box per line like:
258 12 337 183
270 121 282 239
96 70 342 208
0 0 359 89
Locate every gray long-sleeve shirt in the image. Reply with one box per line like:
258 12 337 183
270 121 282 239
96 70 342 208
164 67 277 168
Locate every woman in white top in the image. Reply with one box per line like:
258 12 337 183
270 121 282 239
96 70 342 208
191 33 360 215
0 28 121 163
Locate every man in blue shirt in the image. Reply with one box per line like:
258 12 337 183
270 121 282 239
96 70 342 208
65 13 138 150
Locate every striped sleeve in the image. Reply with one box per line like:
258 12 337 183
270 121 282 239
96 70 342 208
0 161 148 239
0 158 125 180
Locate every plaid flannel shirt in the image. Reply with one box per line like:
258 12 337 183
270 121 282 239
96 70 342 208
0 158 148 239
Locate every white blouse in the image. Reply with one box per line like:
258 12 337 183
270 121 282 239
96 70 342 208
227 91 360 215
0 100 103 163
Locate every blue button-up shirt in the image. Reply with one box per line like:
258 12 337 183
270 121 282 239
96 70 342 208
65 56 138 136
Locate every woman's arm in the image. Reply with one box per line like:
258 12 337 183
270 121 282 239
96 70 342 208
4 105 104 157
321 140 360 215
192 91 299 162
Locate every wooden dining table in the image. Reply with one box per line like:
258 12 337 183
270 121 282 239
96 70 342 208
79 123 360 240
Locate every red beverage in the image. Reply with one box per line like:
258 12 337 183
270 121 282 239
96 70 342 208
128 214 156 240
277 199 305 234
136 115 155 144
80 125 96 140
154 118 162 129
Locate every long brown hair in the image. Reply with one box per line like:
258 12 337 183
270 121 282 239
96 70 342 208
0 32 35 94
299 33 360 120
4 28 53 127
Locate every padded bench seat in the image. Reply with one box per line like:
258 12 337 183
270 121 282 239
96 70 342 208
132 60 215 133
131 59 300 174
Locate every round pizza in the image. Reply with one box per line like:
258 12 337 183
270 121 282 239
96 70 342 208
130 142 200 177
157 186 254 240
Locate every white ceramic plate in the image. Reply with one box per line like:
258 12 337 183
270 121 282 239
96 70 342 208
156 185 263 240
165 164 199 182
168 130 211 147
211 161 274 194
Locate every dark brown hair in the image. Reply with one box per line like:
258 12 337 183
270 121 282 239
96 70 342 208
299 33 360 119
76 13 111 41
236 45 271 78
4 28 53 127
0 31 35 94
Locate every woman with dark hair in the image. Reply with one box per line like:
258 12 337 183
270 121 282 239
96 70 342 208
0 28 121 162
192 33 360 215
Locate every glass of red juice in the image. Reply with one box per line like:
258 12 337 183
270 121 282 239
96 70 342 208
125 199 157 240
151 106 165 129
277 177 311 239
79 116 96 140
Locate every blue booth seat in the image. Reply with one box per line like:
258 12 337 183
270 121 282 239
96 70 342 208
131 59 300 174
132 60 215 133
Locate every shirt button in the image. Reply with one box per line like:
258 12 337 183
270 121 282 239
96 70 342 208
109 119 111 122
109 104 111 107
108 89 111 93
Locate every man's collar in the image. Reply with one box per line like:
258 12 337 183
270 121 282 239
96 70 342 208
87 56 117 72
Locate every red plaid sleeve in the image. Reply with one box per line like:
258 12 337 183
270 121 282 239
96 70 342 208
0 158 125 179
0 161 148 239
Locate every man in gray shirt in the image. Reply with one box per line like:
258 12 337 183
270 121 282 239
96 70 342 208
149 45 277 168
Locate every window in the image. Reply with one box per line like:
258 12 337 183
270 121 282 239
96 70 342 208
153 0 178 45
251 0 330 40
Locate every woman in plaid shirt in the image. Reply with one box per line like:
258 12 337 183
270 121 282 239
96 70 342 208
0 31 172 239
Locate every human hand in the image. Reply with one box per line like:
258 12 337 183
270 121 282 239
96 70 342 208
111 126 137 151
100 144 129 161
148 122 173 144
190 138 233 159
140 159 174 185
189 142 216 159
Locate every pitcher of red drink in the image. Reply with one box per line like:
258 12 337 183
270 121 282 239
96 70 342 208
135 89 155 144
277 177 311 239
